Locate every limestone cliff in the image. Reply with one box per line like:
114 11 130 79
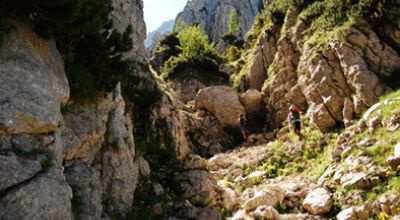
0 0 148 218
232 1 400 132
175 0 264 42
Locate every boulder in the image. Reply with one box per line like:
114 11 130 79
337 207 357 220
64 160 103 220
242 185 284 211
0 168 73 220
195 86 245 127
173 170 220 206
0 24 69 135
303 187 332 215
0 154 42 191
240 90 263 113
138 156 151 177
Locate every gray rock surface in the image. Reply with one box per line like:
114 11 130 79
100 85 139 217
175 0 263 42
65 160 103 220
0 168 73 220
111 0 146 62
0 154 42 192
0 24 69 135
195 86 245 127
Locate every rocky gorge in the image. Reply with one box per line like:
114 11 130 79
0 0 400 220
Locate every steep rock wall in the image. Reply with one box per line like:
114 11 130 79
0 0 147 218
238 7 400 131
175 0 264 42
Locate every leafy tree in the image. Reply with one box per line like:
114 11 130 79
177 26 214 61
227 9 241 36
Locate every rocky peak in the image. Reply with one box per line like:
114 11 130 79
175 0 264 42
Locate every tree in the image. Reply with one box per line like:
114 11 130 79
177 26 213 61
228 9 241 36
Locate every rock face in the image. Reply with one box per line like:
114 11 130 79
111 0 146 62
145 19 175 58
175 0 264 41
0 168 73 220
195 86 245 127
236 5 400 131
0 0 145 217
0 23 69 135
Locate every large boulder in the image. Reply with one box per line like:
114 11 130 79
0 168 73 220
303 187 332 215
240 90 263 113
0 23 69 135
173 170 220 206
195 86 245 127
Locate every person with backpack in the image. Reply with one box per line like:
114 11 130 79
238 114 248 141
288 104 305 141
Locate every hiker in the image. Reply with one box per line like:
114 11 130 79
288 104 305 140
238 114 247 141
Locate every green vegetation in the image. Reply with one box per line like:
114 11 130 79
161 26 225 82
0 0 134 100
227 9 241 37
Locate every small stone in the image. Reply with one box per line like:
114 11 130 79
138 156 151 177
153 183 164 196
386 156 400 171
337 207 357 220
303 187 332 215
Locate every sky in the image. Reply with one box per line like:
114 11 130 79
143 0 188 33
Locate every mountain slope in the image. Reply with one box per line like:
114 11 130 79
145 19 175 48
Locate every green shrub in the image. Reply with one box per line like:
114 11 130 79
0 0 134 100
177 26 214 61
226 45 241 61
161 26 224 81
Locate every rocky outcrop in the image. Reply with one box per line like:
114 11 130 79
195 86 245 127
0 168 73 220
111 0 146 62
145 19 175 58
236 5 400 131
0 20 141 219
0 23 69 135
175 0 263 42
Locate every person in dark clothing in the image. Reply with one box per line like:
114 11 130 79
288 105 305 140
239 114 247 141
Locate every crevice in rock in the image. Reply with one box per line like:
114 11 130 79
0 168 45 199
